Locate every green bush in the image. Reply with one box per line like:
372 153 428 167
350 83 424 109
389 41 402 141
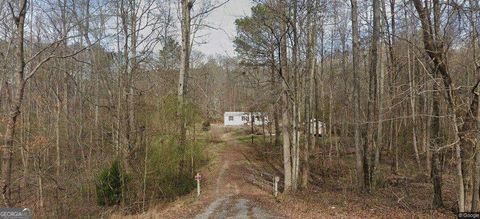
96 159 127 206
147 136 207 200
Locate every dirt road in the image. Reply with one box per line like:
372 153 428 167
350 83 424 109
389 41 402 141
193 132 275 219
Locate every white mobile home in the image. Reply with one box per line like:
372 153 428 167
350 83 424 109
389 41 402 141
224 112 269 126
224 112 247 126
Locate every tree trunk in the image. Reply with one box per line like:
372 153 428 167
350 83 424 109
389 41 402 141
291 0 300 192
280 0 292 193
302 0 316 189
350 0 364 191
55 84 61 178
407 48 421 170
431 76 444 208
469 0 480 210
1 0 27 206
271 57 280 147
376 5 384 177
178 0 192 159
364 0 381 190
128 0 137 149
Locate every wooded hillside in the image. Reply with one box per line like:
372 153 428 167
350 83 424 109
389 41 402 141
0 0 479 217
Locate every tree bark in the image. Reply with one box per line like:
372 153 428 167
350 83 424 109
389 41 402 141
350 0 364 191
431 75 444 208
291 0 300 192
469 0 480 210
407 48 421 170
302 0 316 190
271 53 280 147
280 0 292 193
179 0 192 159
375 0 384 178
365 0 381 190
1 0 27 206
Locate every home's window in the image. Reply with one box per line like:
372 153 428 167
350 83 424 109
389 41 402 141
228 116 234 121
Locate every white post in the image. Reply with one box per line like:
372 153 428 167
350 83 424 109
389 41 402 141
274 176 279 197
195 173 201 197
197 179 200 197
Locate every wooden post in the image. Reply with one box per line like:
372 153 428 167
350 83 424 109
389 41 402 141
195 173 202 197
251 112 254 144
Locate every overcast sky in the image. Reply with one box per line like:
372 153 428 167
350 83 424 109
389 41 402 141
195 0 253 57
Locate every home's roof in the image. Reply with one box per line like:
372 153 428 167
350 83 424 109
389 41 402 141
224 112 247 116
224 112 268 116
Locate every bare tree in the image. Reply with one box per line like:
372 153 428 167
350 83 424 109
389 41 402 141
178 0 192 172
279 0 292 193
301 0 317 190
350 0 364 191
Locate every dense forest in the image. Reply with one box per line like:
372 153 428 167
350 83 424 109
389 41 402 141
0 0 479 218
